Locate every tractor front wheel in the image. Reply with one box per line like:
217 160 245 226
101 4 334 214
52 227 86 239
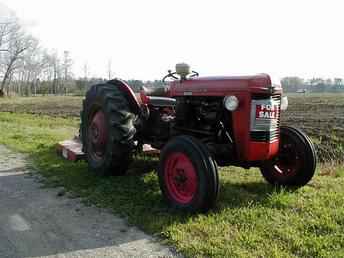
260 126 317 187
158 136 219 213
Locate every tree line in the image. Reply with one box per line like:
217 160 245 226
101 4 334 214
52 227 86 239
0 12 166 97
281 77 344 93
0 16 78 96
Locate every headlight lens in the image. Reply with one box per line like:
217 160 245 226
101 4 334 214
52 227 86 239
223 96 239 111
281 96 288 111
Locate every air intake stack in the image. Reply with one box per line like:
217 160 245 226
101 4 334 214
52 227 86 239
175 63 190 80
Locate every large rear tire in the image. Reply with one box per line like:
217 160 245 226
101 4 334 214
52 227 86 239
158 136 219 213
80 83 136 176
260 126 317 187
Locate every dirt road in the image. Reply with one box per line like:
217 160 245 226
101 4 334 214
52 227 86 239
0 145 179 258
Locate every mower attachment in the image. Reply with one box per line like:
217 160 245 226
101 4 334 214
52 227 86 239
57 137 159 162
56 137 85 161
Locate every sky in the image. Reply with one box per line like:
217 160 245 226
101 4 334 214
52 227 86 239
0 0 343 80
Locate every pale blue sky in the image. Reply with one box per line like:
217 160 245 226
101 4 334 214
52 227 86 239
1 0 343 80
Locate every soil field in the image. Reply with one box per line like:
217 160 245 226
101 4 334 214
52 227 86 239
0 93 343 162
282 93 344 162
0 96 82 118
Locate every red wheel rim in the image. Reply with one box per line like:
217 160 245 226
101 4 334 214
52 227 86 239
273 139 302 179
88 110 108 159
164 152 198 204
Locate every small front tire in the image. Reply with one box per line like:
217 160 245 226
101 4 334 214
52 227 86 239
260 126 317 187
158 136 219 213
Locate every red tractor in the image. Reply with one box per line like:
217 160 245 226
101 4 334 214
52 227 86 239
79 64 316 213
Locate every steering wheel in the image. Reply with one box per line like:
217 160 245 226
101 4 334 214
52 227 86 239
162 70 199 83
189 71 199 78
162 70 179 83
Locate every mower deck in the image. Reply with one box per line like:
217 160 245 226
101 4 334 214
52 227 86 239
57 137 159 162
56 137 85 161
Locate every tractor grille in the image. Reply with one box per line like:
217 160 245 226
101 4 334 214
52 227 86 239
250 94 281 142
250 130 279 142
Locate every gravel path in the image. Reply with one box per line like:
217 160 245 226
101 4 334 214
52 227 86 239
0 145 179 258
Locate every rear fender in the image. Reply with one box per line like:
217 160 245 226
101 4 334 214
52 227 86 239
107 79 141 114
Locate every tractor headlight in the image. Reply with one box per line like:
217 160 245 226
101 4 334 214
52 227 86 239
281 96 288 111
223 96 239 111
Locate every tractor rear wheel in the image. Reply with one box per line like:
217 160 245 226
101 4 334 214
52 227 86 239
260 126 317 187
158 136 219 213
80 83 136 176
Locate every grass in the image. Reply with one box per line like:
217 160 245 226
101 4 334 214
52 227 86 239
1 111 344 257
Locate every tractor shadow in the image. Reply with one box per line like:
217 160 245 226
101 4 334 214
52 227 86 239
36 146 298 226
128 155 159 176
214 176 299 212
127 157 299 215
127 157 298 213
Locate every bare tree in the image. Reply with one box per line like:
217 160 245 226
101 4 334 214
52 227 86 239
0 7 77 97
61 50 73 94
0 22 11 51
0 19 35 96
62 51 72 80
0 20 18 52
20 39 45 96
0 21 18 96
83 61 89 80
107 59 113 80
50 50 61 94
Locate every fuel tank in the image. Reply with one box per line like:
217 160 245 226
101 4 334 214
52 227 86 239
168 74 282 97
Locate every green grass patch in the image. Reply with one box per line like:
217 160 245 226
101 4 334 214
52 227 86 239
1 111 344 257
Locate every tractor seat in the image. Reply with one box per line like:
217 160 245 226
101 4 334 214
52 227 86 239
142 86 167 97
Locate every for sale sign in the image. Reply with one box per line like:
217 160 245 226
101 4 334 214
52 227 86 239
256 103 279 119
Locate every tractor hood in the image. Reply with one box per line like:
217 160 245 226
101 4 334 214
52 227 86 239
168 74 282 97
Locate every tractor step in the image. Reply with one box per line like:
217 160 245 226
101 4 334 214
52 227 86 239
57 137 159 162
